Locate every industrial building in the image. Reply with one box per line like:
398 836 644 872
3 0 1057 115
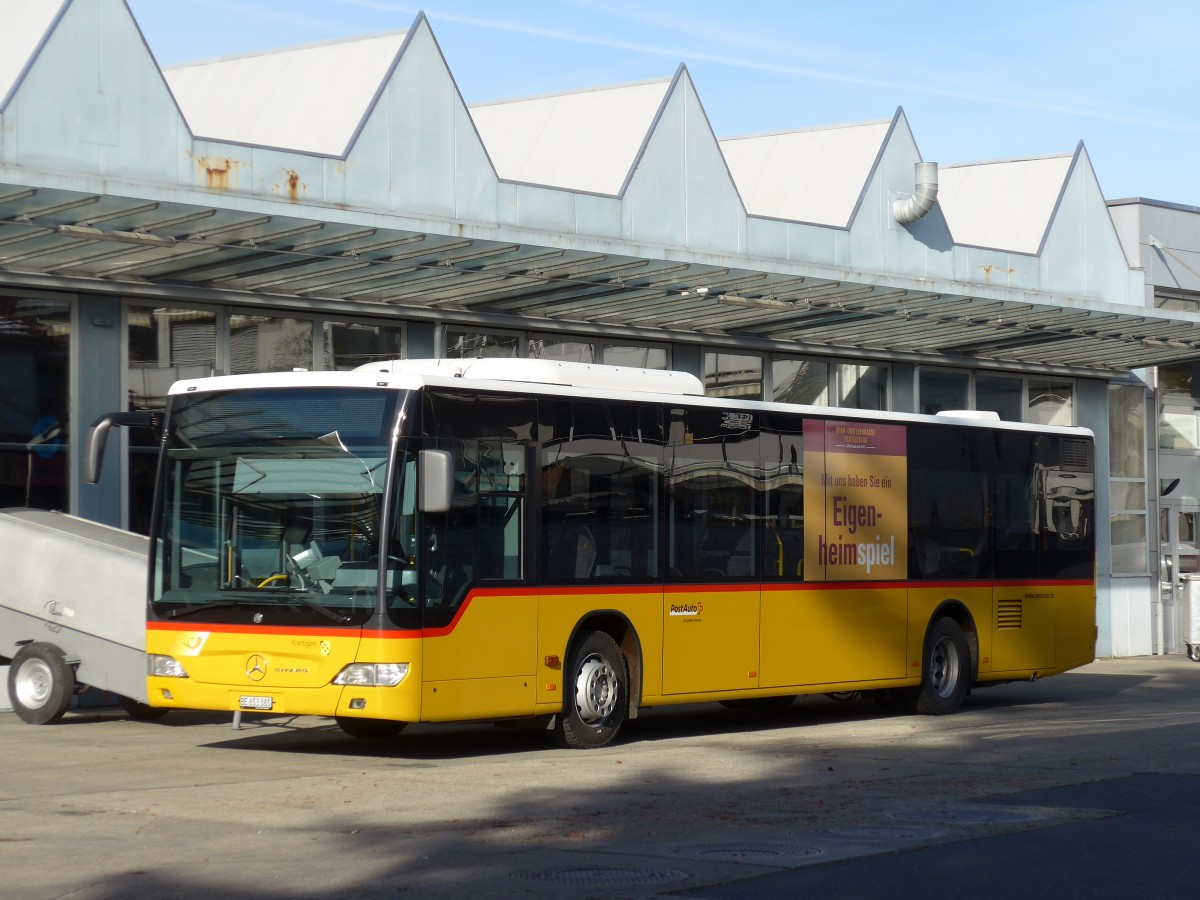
3 0 1200 657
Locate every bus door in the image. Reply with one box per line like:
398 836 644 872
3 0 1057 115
661 407 760 695
416 395 538 720
536 395 668 701
760 418 908 688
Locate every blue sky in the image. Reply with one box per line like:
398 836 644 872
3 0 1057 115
125 0 1200 207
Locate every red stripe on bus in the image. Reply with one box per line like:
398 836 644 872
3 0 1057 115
149 576 1093 643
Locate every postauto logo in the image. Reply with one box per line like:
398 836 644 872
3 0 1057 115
669 601 704 617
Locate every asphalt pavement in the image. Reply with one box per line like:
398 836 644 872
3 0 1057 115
1 655 1198 899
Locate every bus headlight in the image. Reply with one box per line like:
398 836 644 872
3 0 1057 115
333 663 409 687
148 654 189 678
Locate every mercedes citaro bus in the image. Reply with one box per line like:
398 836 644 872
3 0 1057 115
89 358 1096 748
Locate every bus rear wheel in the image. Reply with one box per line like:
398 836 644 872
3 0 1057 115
554 630 628 749
911 617 971 715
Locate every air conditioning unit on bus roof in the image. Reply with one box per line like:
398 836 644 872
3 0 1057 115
356 357 706 397
935 410 1001 421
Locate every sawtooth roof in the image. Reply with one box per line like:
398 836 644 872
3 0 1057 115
0 0 66 107
0 0 1188 374
719 120 891 227
162 32 409 157
470 79 671 195
939 154 1076 255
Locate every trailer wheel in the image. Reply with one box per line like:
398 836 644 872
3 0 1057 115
8 642 74 725
117 695 169 721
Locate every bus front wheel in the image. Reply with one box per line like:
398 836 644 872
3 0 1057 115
554 630 628 749
118 695 169 721
911 617 971 715
336 716 406 739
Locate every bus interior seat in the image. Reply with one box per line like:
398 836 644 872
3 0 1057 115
726 529 754 577
697 524 754 578
547 523 597 580
909 535 942 577
442 564 472 608
283 518 311 559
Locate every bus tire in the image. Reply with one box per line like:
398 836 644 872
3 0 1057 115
335 716 406 739
554 630 627 749
8 642 74 725
912 617 971 715
117 695 169 721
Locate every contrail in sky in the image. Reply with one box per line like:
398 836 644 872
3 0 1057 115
197 0 1200 135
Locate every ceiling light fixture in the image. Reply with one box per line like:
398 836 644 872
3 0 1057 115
58 224 176 248
718 293 792 310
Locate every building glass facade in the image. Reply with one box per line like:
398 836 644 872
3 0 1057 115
0 296 70 511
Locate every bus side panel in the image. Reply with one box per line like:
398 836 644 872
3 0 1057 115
760 584 907 687
662 586 759 695
983 581 1095 678
990 582 1056 672
421 589 537 721
420 677 536 721
422 590 537 680
905 585 994 675
534 588 663 709
1056 581 1097 671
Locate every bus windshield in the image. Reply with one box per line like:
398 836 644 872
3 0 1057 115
151 387 405 627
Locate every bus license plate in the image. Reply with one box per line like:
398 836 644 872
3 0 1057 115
239 695 273 711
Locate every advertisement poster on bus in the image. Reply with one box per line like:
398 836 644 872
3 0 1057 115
805 419 908 581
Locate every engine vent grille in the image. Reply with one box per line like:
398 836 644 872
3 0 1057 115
997 598 1023 630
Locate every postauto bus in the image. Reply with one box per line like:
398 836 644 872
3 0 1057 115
104 358 1096 748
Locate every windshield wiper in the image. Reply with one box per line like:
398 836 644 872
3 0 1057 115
289 594 352 625
163 594 350 625
164 598 245 619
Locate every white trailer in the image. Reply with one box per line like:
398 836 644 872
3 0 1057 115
0 508 162 723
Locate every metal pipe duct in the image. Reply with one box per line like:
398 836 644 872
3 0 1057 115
892 161 939 225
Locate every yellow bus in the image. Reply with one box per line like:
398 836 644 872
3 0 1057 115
130 358 1096 748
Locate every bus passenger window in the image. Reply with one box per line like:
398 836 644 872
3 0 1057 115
908 427 989 581
765 490 804 580
666 406 762 582
760 416 803 582
539 397 664 584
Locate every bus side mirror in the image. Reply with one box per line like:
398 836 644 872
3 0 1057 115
419 450 454 514
85 411 159 485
